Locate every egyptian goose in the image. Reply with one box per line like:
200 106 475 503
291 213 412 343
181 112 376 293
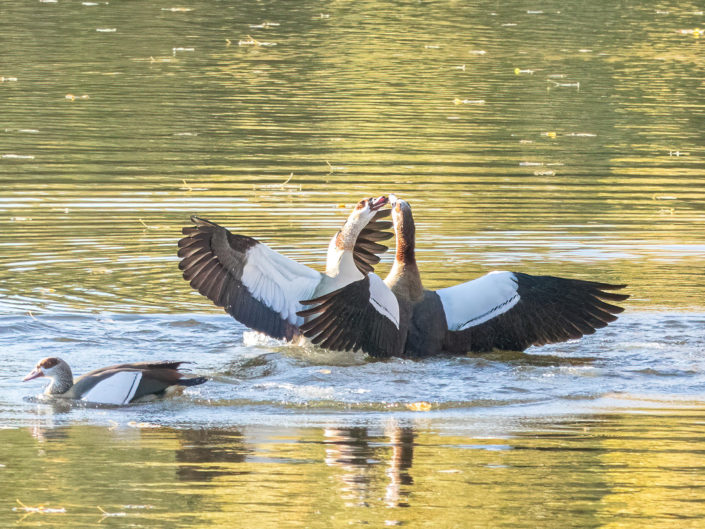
23 357 207 405
298 196 629 357
177 196 392 342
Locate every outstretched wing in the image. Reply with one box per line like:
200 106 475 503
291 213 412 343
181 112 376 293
352 209 393 274
438 271 628 353
297 274 401 357
178 216 322 341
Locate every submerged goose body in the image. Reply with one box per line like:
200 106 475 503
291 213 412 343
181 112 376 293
298 197 629 357
23 357 207 405
177 196 392 342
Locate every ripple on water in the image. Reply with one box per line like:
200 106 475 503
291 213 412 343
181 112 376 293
1 312 704 429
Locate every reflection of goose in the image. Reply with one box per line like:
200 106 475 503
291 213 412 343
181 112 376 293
178 196 392 341
299 196 629 357
23 357 207 405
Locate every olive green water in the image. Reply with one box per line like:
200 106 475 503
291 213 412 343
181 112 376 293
1 0 705 527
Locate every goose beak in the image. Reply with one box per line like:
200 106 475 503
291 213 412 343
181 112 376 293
23 368 44 382
370 195 388 211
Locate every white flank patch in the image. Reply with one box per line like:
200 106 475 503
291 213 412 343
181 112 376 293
437 271 520 331
240 243 321 325
81 371 141 405
368 273 400 328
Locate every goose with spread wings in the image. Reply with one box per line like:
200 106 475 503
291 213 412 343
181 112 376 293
177 196 392 342
297 196 629 357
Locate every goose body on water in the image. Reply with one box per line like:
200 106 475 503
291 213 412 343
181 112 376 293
23 357 207 405
298 196 629 357
177 196 392 342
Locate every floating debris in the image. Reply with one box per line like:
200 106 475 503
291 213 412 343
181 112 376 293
318 13 330 19
97 506 126 519
424 44 441 49
406 402 432 412
469 50 486 55
653 194 677 200
65 94 90 101
149 56 174 63
548 80 580 89
527 10 544 14
578 49 592 53
677 28 701 38
249 21 280 29
83 2 109 5
39 0 58 3
238 35 276 46
13 499 66 516
127 421 161 429
519 139 533 144
326 160 346 173
565 132 596 137
655 9 670 15
96 28 117 32
452 64 466 71
3 153 35 159
520 161 543 166
669 150 688 156
255 173 301 191
161 7 193 12
10 216 33 221
547 74 566 79
534 170 555 176
179 179 208 191
172 47 195 56
138 219 166 230
514 68 534 75
123 505 154 510
501 23 518 27
453 98 485 105
1 76 18 82
541 131 557 138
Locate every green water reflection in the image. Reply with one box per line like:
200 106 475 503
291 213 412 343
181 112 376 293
2 412 705 528
1 0 704 315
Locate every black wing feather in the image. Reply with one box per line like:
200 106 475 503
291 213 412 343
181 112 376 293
352 209 393 274
443 273 628 353
297 276 400 358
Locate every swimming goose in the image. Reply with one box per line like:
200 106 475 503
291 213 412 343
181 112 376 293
177 196 392 342
298 196 629 357
23 357 207 405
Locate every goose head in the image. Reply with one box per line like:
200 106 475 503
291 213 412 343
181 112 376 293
23 357 74 395
335 195 389 251
388 195 415 253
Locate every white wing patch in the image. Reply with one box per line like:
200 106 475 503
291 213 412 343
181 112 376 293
368 273 400 328
241 243 322 326
81 371 142 405
437 271 520 331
